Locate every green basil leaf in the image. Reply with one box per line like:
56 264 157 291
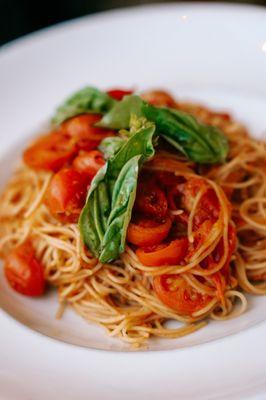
79 125 156 263
96 95 144 129
79 165 109 258
52 86 116 126
142 104 229 164
99 155 140 262
98 137 126 160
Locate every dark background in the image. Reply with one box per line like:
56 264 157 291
0 0 265 46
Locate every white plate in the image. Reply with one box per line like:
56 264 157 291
0 3 266 399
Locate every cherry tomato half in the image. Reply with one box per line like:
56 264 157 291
107 89 133 101
23 132 76 171
135 181 168 218
46 168 90 222
141 90 177 107
136 238 188 266
153 274 211 315
127 216 172 248
73 150 105 180
61 114 114 150
4 241 45 296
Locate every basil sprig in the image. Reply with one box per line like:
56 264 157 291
52 86 230 262
79 125 156 263
95 93 228 164
52 86 228 164
142 104 229 164
98 137 126 160
52 86 115 126
97 95 143 129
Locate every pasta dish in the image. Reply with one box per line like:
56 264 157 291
0 87 265 347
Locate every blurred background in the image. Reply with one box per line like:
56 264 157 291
0 0 265 46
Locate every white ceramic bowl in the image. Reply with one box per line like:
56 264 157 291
1 3 266 399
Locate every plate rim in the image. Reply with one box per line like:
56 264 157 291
1 1 266 55
1 3 266 399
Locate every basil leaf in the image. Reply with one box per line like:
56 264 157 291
79 165 109 257
97 95 144 129
100 155 140 262
79 125 156 263
52 86 116 126
142 104 229 164
98 137 126 160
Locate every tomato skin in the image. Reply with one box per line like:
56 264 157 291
107 89 133 100
61 114 114 150
73 150 105 180
187 219 214 259
179 177 208 211
46 168 90 222
141 90 176 107
153 274 211 315
4 242 45 296
135 181 168 218
127 216 172 247
23 132 76 171
136 238 188 266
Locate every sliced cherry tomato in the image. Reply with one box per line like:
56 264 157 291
46 168 90 222
136 238 188 266
141 90 176 107
23 132 76 171
107 89 133 100
4 241 45 296
186 219 214 259
177 177 221 227
127 216 172 247
156 171 186 189
179 177 209 211
61 114 114 150
153 274 211 315
167 186 183 211
195 188 220 223
73 150 105 180
135 181 168 218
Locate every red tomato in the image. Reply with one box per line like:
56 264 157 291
73 150 105 180
107 89 133 100
23 132 76 171
177 177 221 227
127 216 172 247
156 171 186 189
46 168 90 222
141 90 177 107
167 186 183 211
136 238 188 266
179 177 209 211
135 181 168 218
61 114 114 150
153 274 211 315
4 242 45 296
194 189 220 227
187 219 214 259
